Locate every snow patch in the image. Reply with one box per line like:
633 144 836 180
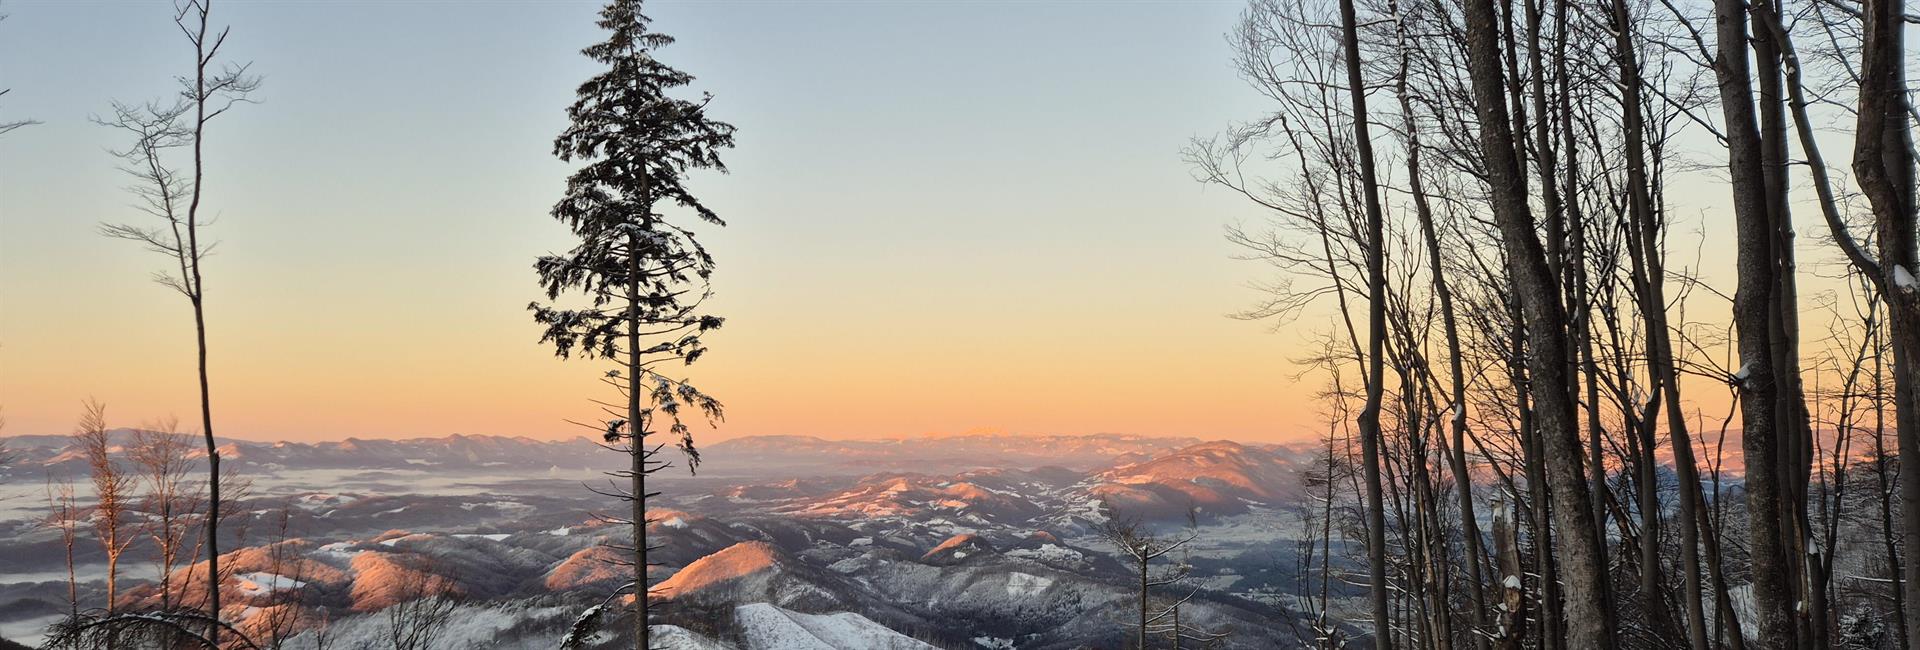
733 603 936 650
653 624 732 649
1007 543 1085 566
1004 572 1054 598
453 533 511 541
234 571 305 597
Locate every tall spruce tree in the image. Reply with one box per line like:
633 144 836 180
534 2 733 647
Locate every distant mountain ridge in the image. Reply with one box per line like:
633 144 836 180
0 430 616 480
0 430 1237 482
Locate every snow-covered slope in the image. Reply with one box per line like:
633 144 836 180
654 541 843 609
733 603 936 650
1078 440 1303 519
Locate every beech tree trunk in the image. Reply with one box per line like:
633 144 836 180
1459 0 1616 645
1704 0 1799 646
1851 1 1920 646
1392 5 1487 640
1337 0 1394 646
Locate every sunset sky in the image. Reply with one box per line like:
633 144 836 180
0 0 1861 446
0 0 1332 443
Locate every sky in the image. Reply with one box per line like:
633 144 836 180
0 0 1337 443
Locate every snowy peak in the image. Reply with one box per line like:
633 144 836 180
658 541 785 596
1013 530 1060 549
919 533 995 566
1082 440 1301 520
546 545 630 591
653 541 846 610
773 470 1053 526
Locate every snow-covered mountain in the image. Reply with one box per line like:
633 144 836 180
1080 440 1306 519
0 432 1330 648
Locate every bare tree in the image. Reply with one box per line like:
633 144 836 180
252 504 306 650
1841 0 1920 643
1387 2 1487 643
1098 508 1225 649
0 4 39 137
131 421 205 613
1285 343 1359 650
0 86 30 136
1694 0 1802 643
381 575 458 650
1332 0 1395 646
1457 0 1615 644
1193 0 1914 646
46 476 81 620
0 409 13 467
307 611 334 650
97 0 259 641
75 400 134 614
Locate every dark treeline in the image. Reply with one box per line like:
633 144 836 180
1188 0 1919 647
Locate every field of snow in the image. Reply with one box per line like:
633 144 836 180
732 603 936 650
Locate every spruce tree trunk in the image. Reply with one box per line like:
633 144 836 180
628 200 649 648
628 163 652 650
625 117 663 649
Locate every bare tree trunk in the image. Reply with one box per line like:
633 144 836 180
1392 3 1487 638
1850 0 1920 646
1745 3 1821 644
1598 1 1704 644
1509 306 1563 649
1337 0 1394 645
49 480 79 620
1138 549 1150 650
1492 498 1525 649
1460 0 1616 645
1706 0 1797 645
1871 323 1908 648
181 2 234 639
